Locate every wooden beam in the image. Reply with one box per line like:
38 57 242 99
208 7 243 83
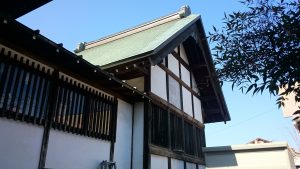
149 144 205 165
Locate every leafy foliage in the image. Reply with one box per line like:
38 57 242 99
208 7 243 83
209 0 300 107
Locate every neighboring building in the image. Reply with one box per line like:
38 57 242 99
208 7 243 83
279 84 300 132
204 142 296 169
0 1 230 169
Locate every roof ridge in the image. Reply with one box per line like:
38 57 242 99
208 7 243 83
74 5 191 53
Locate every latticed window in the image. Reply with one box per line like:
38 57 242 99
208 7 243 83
0 49 118 141
151 104 168 147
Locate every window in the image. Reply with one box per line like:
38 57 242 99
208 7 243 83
0 54 118 141
151 104 168 147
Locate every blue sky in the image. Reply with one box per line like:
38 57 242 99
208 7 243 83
18 0 299 149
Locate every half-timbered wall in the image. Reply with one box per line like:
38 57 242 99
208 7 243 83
132 102 144 169
150 44 203 123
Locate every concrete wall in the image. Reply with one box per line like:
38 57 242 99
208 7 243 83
114 99 133 169
0 118 43 169
132 102 144 169
204 142 296 169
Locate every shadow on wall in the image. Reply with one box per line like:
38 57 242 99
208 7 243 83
204 146 238 168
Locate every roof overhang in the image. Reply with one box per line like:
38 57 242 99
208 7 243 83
0 16 150 103
0 0 51 19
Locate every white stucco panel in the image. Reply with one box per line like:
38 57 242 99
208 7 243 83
132 102 144 169
168 53 179 77
151 66 167 101
181 64 191 87
198 165 206 169
114 99 133 169
171 158 184 169
193 95 203 123
186 162 197 169
180 44 189 65
151 154 168 169
0 118 43 169
182 87 193 117
45 130 110 169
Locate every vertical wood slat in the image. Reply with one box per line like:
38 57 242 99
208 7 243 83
0 51 118 141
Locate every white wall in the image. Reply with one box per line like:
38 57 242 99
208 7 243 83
0 118 43 169
182 87 193 117
193 95 203 123
171 158 184 169
181 64 190 87
168 54 179 77
204 142 295 169
151 66 167 101
186 162 197 169
114 99 133 169
180 44 189 65
191 74 199 93
151 154 168 169
198 165 206 169
132 102 144 169
45 130 110 169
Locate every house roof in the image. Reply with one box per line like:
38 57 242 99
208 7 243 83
76 6 231 123
0 0 51 19
76 6 199 68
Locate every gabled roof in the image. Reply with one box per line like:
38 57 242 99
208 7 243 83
76 6 198 68
76 6 230 123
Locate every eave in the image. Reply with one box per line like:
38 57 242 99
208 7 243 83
0 16 151 103
0 0 51 19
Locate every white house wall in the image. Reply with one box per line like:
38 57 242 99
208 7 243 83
150 154 168 169
180 44 189 65
168 53 180 77
191 74 199 93
45 130 110 169
193 95 203 123
0 118 43 169
180 64 191 87
198 165 206 169
171 158 184 169
186 162 197 169
151 65 167 100
132 102 144 169
114 99 133 169
182 86 193 117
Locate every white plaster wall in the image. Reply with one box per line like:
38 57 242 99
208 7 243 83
186 162 197 169
198 165 206 169
151 66 167 101
182 87 193 117
171 158 184 169
169 76 182 109
181 64 191 87
114 99 133 169
180 44 189 65
132 102 144 169
0 118 43 169
168 53 179 77
193 95 203 123
45 130 110 169
151 154 168 169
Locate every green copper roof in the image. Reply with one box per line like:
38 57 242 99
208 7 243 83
78 14 200 67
